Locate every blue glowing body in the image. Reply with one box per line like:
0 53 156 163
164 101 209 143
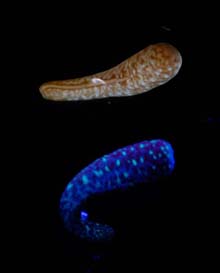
60 139 175 241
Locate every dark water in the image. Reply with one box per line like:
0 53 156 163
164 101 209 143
16 13 219 272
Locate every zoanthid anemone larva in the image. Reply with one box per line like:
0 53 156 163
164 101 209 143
39 43 182 101
60 139 175 242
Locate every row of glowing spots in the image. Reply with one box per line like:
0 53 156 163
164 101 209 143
79 142 173 187
60 140 175 241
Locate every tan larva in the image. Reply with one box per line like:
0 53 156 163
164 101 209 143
39 43 182 101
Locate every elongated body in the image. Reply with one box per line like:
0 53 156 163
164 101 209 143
40 43 182 101
60 139 175 241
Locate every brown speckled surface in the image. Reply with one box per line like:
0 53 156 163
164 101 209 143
39 43 182 101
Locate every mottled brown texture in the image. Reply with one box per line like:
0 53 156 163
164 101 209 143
39 43 182 101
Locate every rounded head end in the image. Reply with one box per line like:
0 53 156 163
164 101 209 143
147 43 182 75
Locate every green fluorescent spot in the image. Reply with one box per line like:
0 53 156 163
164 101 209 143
132 159 137 166
122 151 127 156
93 170 103 177
67 183 73 190
140 143 144 148
149 150 153 155
164 145 169 151
140 157 144 163
82 175 89 184
105 166 110 172
124 172 129 178
116 159 120 166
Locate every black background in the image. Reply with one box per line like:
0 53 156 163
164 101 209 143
12 4 219 272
